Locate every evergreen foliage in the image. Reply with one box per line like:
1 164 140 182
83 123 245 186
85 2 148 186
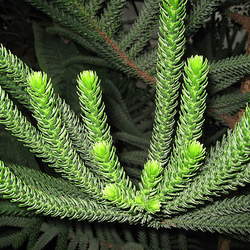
0 0 250 248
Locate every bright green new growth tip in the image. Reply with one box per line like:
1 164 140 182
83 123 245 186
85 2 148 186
188 55 206 75
28 71 47 93
78 70 98 90
187 141 203 158
92 141 110 161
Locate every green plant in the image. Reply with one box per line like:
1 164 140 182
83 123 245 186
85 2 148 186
1 0 250 249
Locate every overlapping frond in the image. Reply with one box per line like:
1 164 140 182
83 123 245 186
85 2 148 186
118 0 160 58
25 0 160 84
0 161 140 223
0 216 42 249
209 54 250 94
0 200 35 217
164 212 250 235
0 45 89 160
99 0 127 36
207 90 250 125
186 0 223 36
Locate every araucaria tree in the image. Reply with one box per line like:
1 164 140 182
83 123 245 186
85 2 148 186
0 0 250 248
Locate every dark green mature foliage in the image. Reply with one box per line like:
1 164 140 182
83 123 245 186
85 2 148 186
0 0 250 249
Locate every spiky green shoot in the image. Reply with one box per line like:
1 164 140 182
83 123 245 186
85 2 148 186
27 71 103 198
147 0 187 165
161 141 205 201
78 71 136 209
160 55 208 202
134 160 162 213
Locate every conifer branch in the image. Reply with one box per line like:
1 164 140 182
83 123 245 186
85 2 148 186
27 72 104 198
7 163 88 200
0 216 40 228
0 161 140 223
0 45 89 160
99 0 127 36
26 0 156 84
147 0 187 164
0 200 36 217
77 71 137 209
163 106 250 215
0 45 32 109
96 29 156 83
186 0 223 36
135 160 163 213
77 71 112 145
164 213 250 235
85 0 106 17
207 90 250 125
160 56 208 200
185 193 250 217
63 55 111 69
0 69 102 199
209 54 250 94
118 0 160 56
161 141 205 201
135 49 157 75
46 26 97 53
